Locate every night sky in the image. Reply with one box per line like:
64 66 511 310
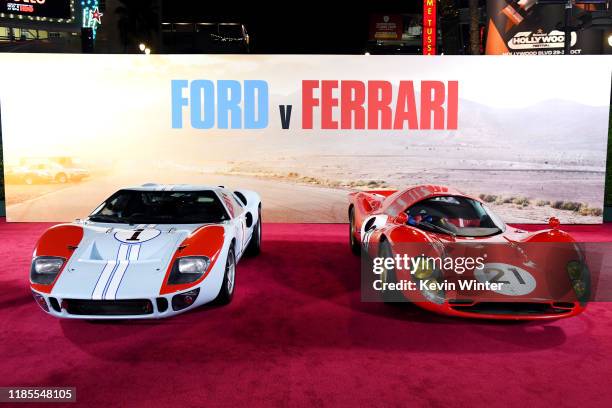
161 1 425 54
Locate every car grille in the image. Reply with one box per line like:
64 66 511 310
450 302 574 315
63 299 154 316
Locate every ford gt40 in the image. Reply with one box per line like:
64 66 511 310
30 184 262 319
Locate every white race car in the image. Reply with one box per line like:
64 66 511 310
30 184 262 319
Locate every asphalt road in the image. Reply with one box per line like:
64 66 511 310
5 173 349 223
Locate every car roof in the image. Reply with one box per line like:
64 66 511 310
382 185 477 216
125 184 226 192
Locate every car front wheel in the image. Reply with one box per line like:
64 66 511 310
379 240 403 303
214 246 236 305
349 207 361 255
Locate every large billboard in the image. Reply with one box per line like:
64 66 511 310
0 0 72 20
0 54 610 223
486 0 607 55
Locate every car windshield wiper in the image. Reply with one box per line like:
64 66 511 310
418 221 456 237
125 214 192 224
88 214 125 223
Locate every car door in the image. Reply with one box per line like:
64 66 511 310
219 191 247 257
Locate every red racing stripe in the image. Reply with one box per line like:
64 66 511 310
31 224 84 294
159 225 225 295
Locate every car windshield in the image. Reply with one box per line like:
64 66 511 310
89 190 230 224
406 196 505 237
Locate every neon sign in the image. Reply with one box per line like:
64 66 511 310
422 0 437 55
81 0 102 38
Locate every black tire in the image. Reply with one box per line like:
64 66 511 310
379 240 403 303
245 206 262 256
349 206 361 255
214 247 236 305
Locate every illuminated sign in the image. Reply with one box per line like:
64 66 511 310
369 14 403 41
82 0 102 38
0 0 72 20
422 0 437 55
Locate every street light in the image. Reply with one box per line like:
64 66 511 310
139 43 146 52
608 34 612 47
144 48 151 55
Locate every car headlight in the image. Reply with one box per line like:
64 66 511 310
178 257 209 274
572 280 586 298
30 256 65 284
168 256 210 285
566 261 583 280
566 260 588 301
411 257 444 304
172 288 201 311
413 257 435 280
420 277 445 304
32 291 49 312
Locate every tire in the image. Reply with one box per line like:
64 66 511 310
349 207 361 255
56 173 67 183
379 240 403 303
214 246 236 305
245 206 262 256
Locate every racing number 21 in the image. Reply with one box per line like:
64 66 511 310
484 267 526 285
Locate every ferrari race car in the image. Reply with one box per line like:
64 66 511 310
30 184 262 319
349 185 589 320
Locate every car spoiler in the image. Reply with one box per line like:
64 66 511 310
362 190 397 197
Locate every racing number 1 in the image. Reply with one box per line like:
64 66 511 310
127 229 144 241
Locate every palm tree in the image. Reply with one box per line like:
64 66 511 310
115 0 160 53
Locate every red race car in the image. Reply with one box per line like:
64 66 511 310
349 185 589 320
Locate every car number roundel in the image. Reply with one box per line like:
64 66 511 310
361 215 389 252
115 228 161 243
474 263 537 296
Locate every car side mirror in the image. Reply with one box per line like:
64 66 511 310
395 212 408 225
548 217 560 230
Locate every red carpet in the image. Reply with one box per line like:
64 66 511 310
1 220 612 407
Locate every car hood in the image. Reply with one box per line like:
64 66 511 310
432 229 582 302
51 223 217 300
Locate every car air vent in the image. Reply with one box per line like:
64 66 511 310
49 297 61 312
448 299 474 305
156 298 168 313
450 302 568 315
63 299 154 316
552 302 575 309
